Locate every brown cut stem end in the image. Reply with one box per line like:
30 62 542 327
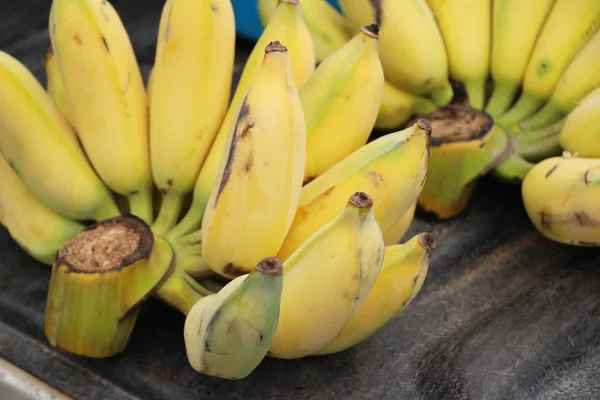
58 215 153 274
256 257 283 276
417 118 432 134
349 192 373 209
361 24 380 38
44 47 54 63
418 233 436 251
265 41 288 53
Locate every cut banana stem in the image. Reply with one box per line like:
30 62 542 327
44 215 176 358
278 120 431 261
492 152 535 184
0 50 120 222
268 192 385 359
184 257 284 379
169 0 315 239
49 0 154 224
149 0 235 230
559 86 600 158
522 154 600 246
313 232 434 355
0 153 84 265
300 23 385 182
415 106 511 220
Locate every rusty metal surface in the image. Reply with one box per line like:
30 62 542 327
1 1 600 399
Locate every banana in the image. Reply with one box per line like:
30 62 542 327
43 47 75 128
49 0 153 223
201 42 306 279
559 86 600 158
415 106 511 219
278 120 430 261
337 0 453 105
149 0 235 234
375 80 437 131
268 192 385 359
169 0 315 239
301 24 384 182
426 0 491 109
184 257 283 379
0 153 84 265
519 29 600 130
314 232 433 355
498 0 600 126
0 50 119 221
257 0 354 62
485 0 556 117
382 201 417 246
521 153 600 246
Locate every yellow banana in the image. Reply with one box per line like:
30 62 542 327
278 120 431 261
337 0 453 105
426 0 491 109
43 47 75 128
499 0 600 126
485 0 556 117
520 29 600 130
49 0 153 223
382 201 417 246
169 0 315 238
268 192 385 359
0 153 84 265
300 24 384 182
0 50 119 221
314 232 433 355
201 42 306 279
257 0 353 62
184 257 283 379
522 153 600 246
375 80 437 131
149 0 235 234
559 86 600 158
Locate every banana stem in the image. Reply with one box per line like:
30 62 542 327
128 188 154 225
167 200 206 239
176 229 203 248
485 82 517 118
155 270 206 315
463 78 486 110
429 81 455 106
177 253 213 279
493 152 535 183
151 192 183 235
517 119 565 161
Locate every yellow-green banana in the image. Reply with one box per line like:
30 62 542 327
314 232 433 355
337 0 453 105
49 0 153 223
559 86 600 158
149 0 236 234
375 80 437 131
257 0 353 62
426 0 491 109
169 0 315 239
522 153 600 246
184 257 283 379
0 153 84 265
0 50 119 222
43 47 75 128
520 29 600 130
278 120 431 261
300 24 384 182
201 42 306 279
485 0 556 117
382 201 417 246
498 0 600 126
268 192 385 359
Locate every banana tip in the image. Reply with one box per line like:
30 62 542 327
362 24 380 38
265 41 288 53
256 257 283 276
349 192 373 209
418 233 436 251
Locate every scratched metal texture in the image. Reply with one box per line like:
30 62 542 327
1 1 600 399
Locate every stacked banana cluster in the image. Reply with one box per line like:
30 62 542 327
260 0 600 246
0 0 436 380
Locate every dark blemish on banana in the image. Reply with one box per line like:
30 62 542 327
545 164 559 179
102 36 109 53
223 262 246 278
540 210 551 230
73 34 82 45
167 179 173 187
584 169 590 186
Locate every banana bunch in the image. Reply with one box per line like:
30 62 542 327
1 0 436 381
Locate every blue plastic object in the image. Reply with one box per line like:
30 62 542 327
231 0 341 41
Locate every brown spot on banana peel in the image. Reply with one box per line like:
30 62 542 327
366 171 384 187
545 164 559 179
167 179 173 187
368 0 383 25
540 210 552 231
584 170 590 186
223 263 247 278
73 34 82 45
102 36 109 53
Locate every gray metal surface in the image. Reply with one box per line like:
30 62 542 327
1 1 599 399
